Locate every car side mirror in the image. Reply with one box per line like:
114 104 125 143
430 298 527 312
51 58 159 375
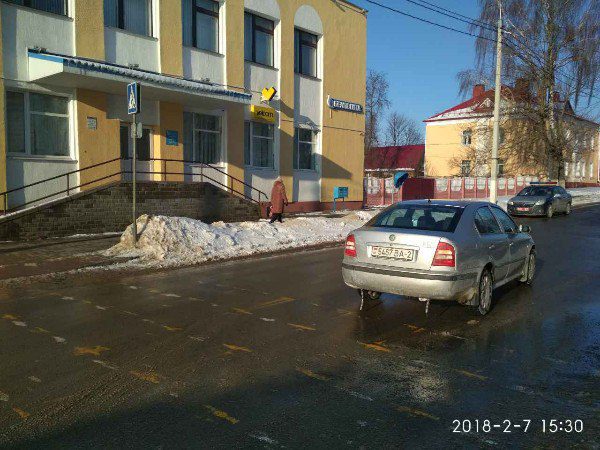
518 224 531 233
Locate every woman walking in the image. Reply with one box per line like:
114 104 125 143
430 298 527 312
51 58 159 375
269 176 288 223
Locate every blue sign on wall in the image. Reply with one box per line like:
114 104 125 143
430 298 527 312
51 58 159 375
127 82 141 115
334 186 349 199
166 130 179 146
327 96 363 114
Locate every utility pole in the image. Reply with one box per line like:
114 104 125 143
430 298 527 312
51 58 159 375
490 4 503 204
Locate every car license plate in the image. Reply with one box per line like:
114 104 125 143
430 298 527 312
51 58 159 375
371 246 415 261
517 207 529 211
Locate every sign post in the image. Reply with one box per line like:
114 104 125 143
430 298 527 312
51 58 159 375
333 186 349 212
127 82 141 243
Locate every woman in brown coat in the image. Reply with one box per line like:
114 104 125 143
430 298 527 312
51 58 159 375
269 176 288 223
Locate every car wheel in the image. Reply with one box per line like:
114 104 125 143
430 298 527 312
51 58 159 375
476 269 493 316
519 249 536 285
565 203 572 215
546 204 554 218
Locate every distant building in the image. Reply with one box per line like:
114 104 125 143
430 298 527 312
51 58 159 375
364 145 425 178
424 82 599 183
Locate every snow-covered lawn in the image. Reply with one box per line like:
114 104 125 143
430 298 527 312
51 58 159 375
105 210 376 269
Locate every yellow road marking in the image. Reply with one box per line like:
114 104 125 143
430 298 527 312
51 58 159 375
204 405 239 424
130 370 162 384
32 327 50 334
13 407 30 420
231 308 253 315
296 368 329 381
73 346 110 357
405 324 427 333
223 343 252 353
252 296 295 310
162 325 183 332
287 323 316 331
396 406 439 421
360 341 391 353
455 369 488 381
2 314 18 320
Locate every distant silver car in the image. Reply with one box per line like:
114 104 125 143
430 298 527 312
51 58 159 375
342 200 536 315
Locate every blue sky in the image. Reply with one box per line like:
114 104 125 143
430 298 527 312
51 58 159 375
352 0 483 132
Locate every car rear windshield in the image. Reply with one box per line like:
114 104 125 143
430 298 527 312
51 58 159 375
366 204 464 232
517 186 552 196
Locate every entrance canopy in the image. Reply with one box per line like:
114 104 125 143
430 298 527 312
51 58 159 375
28 50 251 108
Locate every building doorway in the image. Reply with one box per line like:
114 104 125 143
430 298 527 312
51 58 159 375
120 123 153 181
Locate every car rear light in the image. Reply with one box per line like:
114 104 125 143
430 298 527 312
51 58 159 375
345 234 357 257
432 241 455 267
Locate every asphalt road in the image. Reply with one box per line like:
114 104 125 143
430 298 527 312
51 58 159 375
0 205 599 449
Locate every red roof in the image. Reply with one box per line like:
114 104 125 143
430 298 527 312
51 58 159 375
364 145 425 171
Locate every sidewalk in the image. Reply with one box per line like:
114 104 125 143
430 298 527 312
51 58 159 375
0 235 121 282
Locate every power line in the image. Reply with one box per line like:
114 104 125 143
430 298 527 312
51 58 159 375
364 0 600 104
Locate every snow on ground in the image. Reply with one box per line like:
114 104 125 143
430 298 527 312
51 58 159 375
105 187 600 271
105 210 377 269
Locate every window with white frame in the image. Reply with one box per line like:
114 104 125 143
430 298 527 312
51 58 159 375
6 91 70 157
244 12 274 67
294 127 317 170
104 0 153 37
182 0 219 52
183 112 222 164
5 0 67 15
244 122 274 168
497 158 505 176
461 129 472 146
589 162 594 178
294 29 318 77
564 162 570 177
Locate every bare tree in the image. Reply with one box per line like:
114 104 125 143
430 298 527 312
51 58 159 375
364 70 391 153
384 112 424 146
458 0 600 184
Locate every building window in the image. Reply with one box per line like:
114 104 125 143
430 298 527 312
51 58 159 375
183 112 222 164
564 162 569 177
182 0 219 52
589 162 594 178
104 0 153 37
294 128 317 170
6 91 70 157
244 12 274 67
497 159 505 176
294 29 318 77
499 127 506 145
460 160 471 176
5 0 67 15
244 122 274 168
461 129 472 146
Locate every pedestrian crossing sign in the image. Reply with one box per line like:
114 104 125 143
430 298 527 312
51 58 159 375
127 82 140 115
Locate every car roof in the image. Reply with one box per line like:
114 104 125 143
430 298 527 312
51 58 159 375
396 199 495 208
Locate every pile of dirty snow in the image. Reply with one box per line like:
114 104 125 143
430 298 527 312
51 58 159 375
105 211 376 269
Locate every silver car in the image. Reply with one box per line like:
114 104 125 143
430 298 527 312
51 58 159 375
342 200 536 315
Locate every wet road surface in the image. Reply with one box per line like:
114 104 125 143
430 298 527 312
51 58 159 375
0 205 599 448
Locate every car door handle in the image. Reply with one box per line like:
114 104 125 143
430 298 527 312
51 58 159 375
489 244 496 250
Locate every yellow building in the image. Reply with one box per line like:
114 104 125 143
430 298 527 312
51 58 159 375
0 0 367 212
424 83 599 183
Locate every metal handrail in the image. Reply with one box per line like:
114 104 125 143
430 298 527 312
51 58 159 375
1 157 268 216
150 157 267 200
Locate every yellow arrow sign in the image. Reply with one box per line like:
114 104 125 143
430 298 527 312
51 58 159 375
261 86 277 102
